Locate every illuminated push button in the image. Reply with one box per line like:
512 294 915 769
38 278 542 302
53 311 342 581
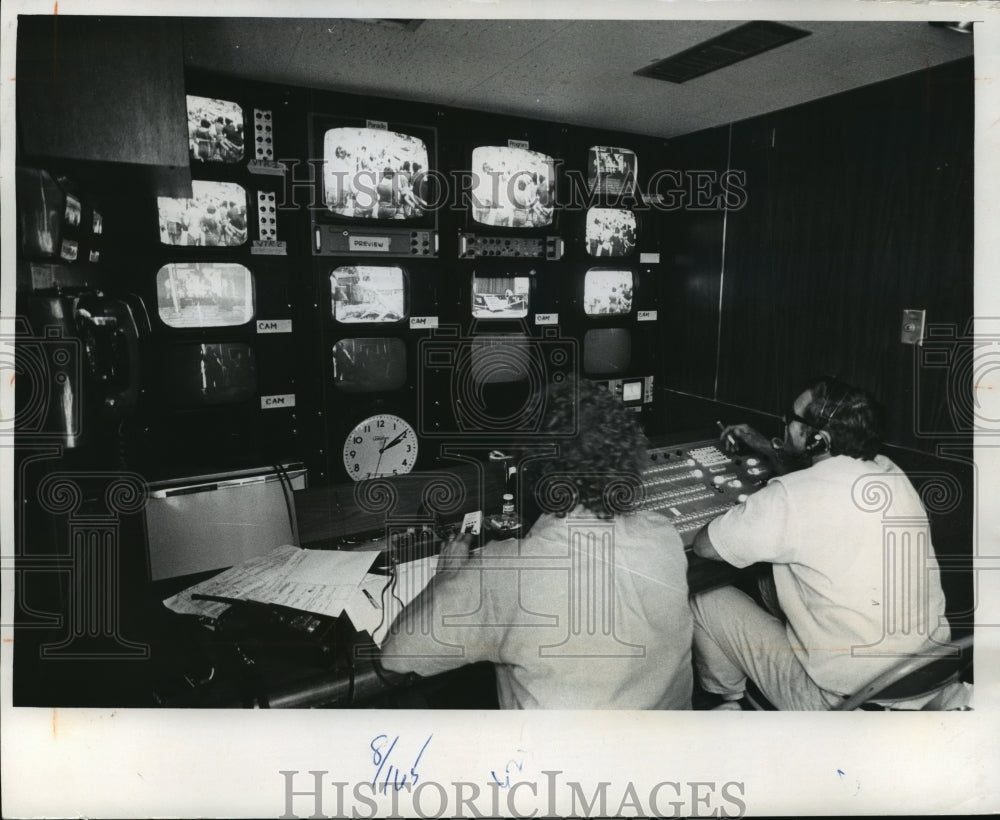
712 475 727 486
746 457 760 467
737 494 749 503
747 467 765 476
686 458 696 467
691 469 704 479
728 479 743 489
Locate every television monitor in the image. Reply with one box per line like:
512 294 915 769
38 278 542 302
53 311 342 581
323 127 431 220
584 268 633 316
332 265 406 323
472 276 530 319
16 166 64 258
156 263 255 329
588 146 637 196
158 181 248 247
468 335 536 385
164 342 257 407
470 146 556 229
332 338 407 392
187 95 245 164
621 379 643 403
466 335 539 430
586 208 637 257
584 328 631 375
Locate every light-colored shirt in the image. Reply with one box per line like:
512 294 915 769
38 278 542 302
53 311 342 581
708 454 950 695
381 508 693 709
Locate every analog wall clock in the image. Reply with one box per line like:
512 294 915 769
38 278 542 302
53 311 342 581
342 413 418 480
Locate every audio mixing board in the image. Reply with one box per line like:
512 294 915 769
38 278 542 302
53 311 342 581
641 439 773 547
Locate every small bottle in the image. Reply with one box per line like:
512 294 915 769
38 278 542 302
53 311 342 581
501 493 515 517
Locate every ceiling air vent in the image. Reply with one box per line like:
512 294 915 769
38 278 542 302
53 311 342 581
636 21 811 83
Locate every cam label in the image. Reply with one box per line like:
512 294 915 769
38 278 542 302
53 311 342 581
257 320 293 334
261 394 296 409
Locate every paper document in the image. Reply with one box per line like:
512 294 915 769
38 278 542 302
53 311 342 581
343 555 439 646
163 544 380 620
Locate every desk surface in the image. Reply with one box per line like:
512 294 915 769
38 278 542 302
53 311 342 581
155 432 761 708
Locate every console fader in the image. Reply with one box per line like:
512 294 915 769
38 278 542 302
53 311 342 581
641 439 773 547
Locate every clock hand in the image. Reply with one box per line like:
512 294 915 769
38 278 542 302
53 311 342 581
380 430 407 452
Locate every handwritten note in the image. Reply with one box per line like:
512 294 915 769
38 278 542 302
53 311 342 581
369 734 433 795
490 749 528 788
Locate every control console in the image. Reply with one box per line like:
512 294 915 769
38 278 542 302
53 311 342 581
641 439 772 546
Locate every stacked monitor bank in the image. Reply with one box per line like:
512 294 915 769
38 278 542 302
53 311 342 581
139 81 662 480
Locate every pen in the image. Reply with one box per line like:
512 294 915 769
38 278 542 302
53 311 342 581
363 588 380 609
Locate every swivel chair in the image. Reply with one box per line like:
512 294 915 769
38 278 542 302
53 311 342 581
743 633 973 711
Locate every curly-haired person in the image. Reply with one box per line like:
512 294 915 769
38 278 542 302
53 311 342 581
381 379 693 709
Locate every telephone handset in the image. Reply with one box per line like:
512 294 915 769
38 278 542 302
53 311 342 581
74 294 140 417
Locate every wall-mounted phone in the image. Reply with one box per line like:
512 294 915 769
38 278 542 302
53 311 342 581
74 293 141 420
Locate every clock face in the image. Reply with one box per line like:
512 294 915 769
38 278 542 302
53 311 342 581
343 413 418 481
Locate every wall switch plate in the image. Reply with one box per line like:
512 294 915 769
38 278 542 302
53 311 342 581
901 309 926 345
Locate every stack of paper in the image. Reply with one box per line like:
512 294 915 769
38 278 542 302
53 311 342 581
162 544 381 621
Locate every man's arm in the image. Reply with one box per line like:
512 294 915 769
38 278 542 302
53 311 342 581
692 524 725 561
719 423 808 476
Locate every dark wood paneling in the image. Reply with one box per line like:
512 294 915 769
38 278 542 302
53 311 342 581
655 126 730 400
17 16 189 168
664 60 973 454
718 60 973 451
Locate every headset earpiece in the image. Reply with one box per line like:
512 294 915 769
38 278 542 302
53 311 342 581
805 432 828 455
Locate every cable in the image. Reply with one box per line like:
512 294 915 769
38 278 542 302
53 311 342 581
272 462 300 545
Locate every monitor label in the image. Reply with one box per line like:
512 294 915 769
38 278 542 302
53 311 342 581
251 240 288 256
349 236 392 253
637 310 658 322
247 160 288 176
261 394 296 409
508 139 529 150
257 319 293 334
534 313 559 325
410 316 440 330
639 252 660 264
366 120 388 131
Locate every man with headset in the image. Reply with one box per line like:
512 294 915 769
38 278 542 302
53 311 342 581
690 376 951 710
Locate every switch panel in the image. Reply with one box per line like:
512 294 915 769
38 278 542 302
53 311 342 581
901 309 926 345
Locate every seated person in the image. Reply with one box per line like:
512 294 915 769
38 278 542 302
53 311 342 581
380 379 693 709
690 376 951 710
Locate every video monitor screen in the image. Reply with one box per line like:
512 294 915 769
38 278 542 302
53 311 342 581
586 208 637 257
332 338 407 393
584 268 633 316
323 127 430 219
158 181 248 247
472 276 530 319
156 263 255 329
584 328 631 375
164 342 256 407
187 95 245 164
468 335 535 385
588 146 637 196
470 146 556 228
331 265 406 323
622 380 643 402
